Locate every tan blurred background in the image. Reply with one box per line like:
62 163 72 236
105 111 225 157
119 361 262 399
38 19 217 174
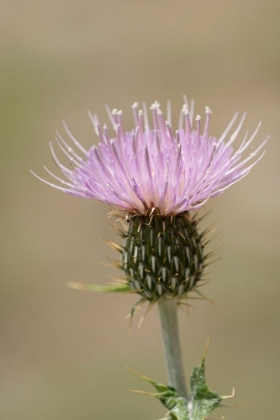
1 1 279 419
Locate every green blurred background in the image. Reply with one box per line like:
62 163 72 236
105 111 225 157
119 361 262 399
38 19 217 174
1 1 279 419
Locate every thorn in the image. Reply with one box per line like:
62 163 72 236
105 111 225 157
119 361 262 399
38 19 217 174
102 238 123 252
203 337 210 360
203 231 222 246
125 365 145 378
67 281 87 290
194 289 234 317
219 402 254 409
212 411 226 419
128 389 157 397
96 261 116 268
203 255 222 267
195 210 212 223
138 301 155 328
221 387 235 400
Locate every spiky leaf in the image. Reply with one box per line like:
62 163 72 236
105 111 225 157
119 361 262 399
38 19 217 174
188 354 221 419
132 352 226 420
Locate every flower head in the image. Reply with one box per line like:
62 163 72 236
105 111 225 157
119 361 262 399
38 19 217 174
32 98 268 217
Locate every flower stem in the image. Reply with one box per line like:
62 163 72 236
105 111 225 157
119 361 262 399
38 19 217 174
158 298 188 399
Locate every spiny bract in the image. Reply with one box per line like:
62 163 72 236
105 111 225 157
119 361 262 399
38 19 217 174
121 213 205 300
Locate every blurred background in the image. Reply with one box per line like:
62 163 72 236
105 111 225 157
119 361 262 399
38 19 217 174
1 1 279 419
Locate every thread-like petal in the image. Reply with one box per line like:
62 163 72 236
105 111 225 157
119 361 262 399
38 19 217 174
32 98 267 216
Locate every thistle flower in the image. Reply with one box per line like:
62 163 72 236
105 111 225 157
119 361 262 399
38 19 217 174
32 98 268 301
32 99 267 216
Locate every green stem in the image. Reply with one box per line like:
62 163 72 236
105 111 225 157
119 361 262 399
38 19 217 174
158 297 188 399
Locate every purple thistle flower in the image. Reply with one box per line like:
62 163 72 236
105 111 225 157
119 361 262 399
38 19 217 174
32 97 268 217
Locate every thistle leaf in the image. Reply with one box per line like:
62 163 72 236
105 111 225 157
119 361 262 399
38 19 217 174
130 371 189 420
130 348 229 420
188 353 221 419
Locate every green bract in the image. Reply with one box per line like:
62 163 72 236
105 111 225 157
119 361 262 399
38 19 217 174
121 213 205 301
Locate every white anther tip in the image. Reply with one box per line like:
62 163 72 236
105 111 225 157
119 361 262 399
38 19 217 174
150 101 160 110
205 106 212 114
132 102 138 108
195 115 201 121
